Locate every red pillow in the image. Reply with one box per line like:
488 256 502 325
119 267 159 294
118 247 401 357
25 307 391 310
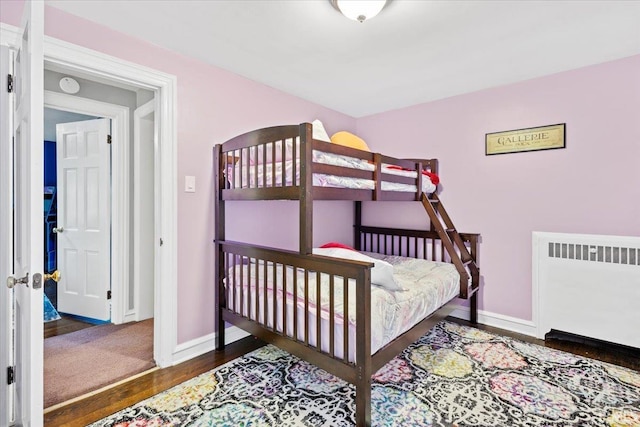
319 242 356 251
386 165 440 185
424 171 440 185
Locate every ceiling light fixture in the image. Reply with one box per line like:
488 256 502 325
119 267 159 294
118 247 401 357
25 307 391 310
330 0 388 23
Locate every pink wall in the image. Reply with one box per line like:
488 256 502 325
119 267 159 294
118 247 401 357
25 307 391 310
0 1 356 344
356 55 640 320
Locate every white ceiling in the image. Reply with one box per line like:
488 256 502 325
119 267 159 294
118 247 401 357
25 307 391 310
46 0 640 118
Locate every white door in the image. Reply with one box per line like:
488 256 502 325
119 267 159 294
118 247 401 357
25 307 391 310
4 1 45 425
0 45 14 427
55 119 112 321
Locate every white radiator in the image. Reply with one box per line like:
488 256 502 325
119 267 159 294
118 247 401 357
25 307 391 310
533 232 640 348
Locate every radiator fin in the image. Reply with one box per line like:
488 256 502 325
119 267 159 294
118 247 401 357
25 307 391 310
548 242 639 266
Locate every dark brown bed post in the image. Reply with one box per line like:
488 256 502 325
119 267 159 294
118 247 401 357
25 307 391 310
355 268 372 426
354 201 362 251
214 145 226 350
467 233 480 324
470 292 478 325
299 123 314 254
415 161 423 202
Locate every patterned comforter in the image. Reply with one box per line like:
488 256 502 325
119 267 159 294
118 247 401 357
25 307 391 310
226 253 461 359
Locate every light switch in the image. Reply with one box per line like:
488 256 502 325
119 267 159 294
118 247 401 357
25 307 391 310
185 175 196 193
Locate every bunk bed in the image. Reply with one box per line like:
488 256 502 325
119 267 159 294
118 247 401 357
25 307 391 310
214 122 480 426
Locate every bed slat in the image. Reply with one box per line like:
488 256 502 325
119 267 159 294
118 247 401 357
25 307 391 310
316 271 321 351
329 275 335 358
304 270 309 346
343 277 349 364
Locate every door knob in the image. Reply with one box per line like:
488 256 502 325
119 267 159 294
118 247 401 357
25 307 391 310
6 273 29 289
44 270 61 282
53 226 64 233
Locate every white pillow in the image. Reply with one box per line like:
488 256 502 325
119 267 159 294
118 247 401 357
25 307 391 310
312 119 331 143
312 247 403 291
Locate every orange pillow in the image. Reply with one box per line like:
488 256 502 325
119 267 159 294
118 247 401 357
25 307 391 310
330 131 370 152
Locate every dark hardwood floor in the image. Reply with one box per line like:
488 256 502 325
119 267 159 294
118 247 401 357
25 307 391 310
43 317 639 426
44 316 95 339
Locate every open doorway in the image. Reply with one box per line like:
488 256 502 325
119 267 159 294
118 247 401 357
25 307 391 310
42 69 157 409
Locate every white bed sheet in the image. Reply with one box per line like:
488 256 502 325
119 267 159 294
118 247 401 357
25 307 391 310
225 253 460 361
230 150 437 193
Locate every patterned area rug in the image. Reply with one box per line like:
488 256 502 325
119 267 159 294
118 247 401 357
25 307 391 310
91 322 640 426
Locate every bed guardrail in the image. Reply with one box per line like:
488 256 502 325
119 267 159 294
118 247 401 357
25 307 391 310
216 123 438 202
215 240 375 383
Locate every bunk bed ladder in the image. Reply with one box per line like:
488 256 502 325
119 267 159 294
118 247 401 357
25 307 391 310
421 193 480 320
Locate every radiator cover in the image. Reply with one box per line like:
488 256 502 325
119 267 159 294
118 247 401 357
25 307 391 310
533 232 640 349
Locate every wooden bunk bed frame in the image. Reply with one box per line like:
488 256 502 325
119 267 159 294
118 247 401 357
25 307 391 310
214 122 480 426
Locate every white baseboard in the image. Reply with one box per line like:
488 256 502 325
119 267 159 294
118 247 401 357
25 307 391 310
171 326 251 366
448 304 538 338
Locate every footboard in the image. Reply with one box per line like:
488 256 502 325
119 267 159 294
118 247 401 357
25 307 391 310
215 240 374 383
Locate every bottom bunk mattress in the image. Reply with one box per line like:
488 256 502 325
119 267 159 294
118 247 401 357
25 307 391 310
224 253 460 361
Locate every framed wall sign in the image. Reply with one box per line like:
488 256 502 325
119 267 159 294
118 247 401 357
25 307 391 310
486 123 565 155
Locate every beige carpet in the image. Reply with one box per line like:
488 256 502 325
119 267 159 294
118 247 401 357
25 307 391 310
44 319 155 408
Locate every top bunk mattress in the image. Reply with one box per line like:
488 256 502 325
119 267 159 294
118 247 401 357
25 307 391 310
229 150 438 194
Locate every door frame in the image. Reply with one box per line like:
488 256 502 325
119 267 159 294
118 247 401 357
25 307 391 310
1 23 178 368
45 92 131 324
133 99 156 322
